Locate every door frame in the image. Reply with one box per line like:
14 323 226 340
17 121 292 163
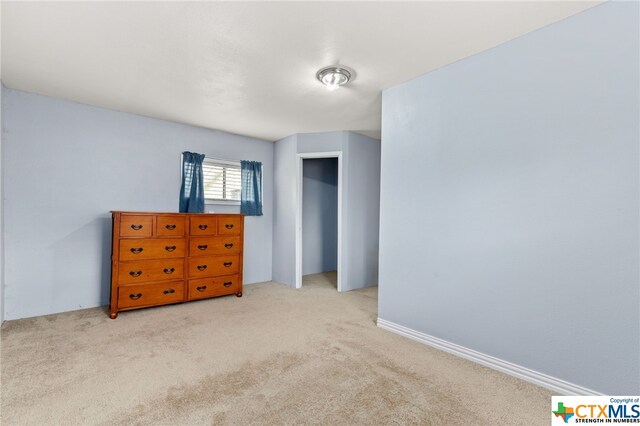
295 152 343 291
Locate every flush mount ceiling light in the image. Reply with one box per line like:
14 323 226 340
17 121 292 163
316 66 352 91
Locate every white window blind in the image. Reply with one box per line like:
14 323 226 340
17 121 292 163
203 158 241 202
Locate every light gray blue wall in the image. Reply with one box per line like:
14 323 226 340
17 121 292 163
302 158 338 275
2 87 274 320
379 1 639 394
272 134 297 285
0 82 4 323
343 132 380 291
272 131 380 290
297 132 344 153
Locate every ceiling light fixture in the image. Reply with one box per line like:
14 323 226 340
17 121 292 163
316 66 352 91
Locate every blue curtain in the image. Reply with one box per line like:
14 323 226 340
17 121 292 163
179 151 206 213
241 160 263 216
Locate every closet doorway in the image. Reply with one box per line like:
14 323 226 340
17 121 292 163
295 152 342 291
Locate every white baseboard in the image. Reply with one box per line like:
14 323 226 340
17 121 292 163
376 318 601 396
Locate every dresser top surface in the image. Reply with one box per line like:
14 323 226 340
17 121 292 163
112 211 244 216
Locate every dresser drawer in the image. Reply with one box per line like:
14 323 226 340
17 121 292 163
217 216 242 235
189 236 242 256
118 259 184 284
157 216 186 237
190 216 217 236
117 281 184 309
120 215 153 238
188 275 241 300
188 254 240 277
119 238 186 261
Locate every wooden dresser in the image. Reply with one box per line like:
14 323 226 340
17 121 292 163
110 212 244 319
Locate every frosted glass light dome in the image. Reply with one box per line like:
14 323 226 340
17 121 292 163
316 66 352 90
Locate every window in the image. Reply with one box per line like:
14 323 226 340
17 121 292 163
202 158 241 203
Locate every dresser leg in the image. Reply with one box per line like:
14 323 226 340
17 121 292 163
110 312 118 319
236 292 242 297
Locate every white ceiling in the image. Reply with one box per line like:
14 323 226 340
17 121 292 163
1 1 601 141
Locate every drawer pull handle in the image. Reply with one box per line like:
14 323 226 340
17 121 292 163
197 245 208 250
130 247 143 254
223 281 233 287
224 262 232 267
129 271 142 277
224 243 234 249
196 285 207 292
163 289 176 295
129 293 142 300
197 265 207 271
165 224 176 230
163 268 175 274
198 224 208 230
165 245 176 252
225 224 234 229
131 224 143 230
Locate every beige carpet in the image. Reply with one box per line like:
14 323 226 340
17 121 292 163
1 272 552 425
